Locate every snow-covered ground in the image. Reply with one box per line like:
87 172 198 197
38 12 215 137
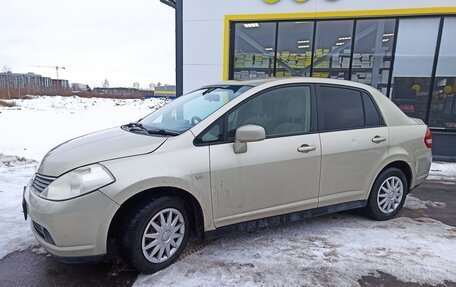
0 96 167 260
1 96 455 285
428 161 456 183
0 96 167 160
135 214 456 287
0 155 37 259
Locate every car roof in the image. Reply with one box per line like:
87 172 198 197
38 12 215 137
206 77 417 127
212 77 372 89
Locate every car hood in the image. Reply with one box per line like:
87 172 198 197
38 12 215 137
37 127 167 176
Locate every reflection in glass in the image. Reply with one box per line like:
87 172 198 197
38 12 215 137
312 20 354 79
390 18 440 120
276 21 314 77
351 19 396 95
429 17 456 130
233 22 276 80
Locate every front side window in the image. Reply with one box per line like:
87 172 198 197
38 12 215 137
139 85 251 134
319 86 364 131
226 86 312 140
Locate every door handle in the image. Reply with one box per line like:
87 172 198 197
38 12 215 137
297 144 316 153
372 135 387 143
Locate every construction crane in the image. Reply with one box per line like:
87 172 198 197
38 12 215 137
30 65 66 79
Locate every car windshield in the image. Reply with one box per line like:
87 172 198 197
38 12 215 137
138 85 251 134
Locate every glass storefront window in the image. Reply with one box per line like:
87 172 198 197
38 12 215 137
275 21 314 77
312 20 354 80
390 18 440 120
233 22 276 80
351 19 396 95
429 17 456 130
229 17 456 131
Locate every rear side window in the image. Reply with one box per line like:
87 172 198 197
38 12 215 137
362 92 382 126
319 86 364 131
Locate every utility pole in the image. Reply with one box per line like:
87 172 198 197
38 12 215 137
159 0 182 97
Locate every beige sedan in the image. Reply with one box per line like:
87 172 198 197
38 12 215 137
24 78 432 273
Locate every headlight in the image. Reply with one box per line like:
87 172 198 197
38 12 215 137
39 164 115 201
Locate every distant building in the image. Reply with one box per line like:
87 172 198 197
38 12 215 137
93 87 150 98
133 82 140 89
0 72 70 95
154 84 176 98
71 83 90 92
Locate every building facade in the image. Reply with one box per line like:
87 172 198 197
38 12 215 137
180 0 456 161
154 85 176 98
92 87 150 98
0 72 70 96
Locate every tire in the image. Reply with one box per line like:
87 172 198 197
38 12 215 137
366 167 408 221
119 196 190 273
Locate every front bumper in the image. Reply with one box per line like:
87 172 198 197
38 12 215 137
24 185 119 259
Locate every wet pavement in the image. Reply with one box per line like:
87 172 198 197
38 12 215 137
0 181 454 287
0 249 137 287
359 271 456 287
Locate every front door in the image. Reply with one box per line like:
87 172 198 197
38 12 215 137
207 85 321 227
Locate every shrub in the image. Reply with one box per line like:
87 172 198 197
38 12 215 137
0 100 16 107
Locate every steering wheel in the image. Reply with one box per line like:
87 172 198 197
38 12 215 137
191 116 202 125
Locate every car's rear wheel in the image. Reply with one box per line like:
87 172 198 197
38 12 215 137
366 167 408 221
119 196 190 273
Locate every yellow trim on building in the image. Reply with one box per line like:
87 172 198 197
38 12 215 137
223 6 456 81
154 90 176 95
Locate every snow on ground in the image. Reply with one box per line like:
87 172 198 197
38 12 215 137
135 213 456 287
404 194 447 210
0 156 37 259
0 96 166 260
1 96 456 285
0 96 167 160
428 161 456 183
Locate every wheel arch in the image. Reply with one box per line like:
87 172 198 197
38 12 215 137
373 160 413 194
107 186 205 245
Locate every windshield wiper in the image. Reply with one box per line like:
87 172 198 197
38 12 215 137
146 129 180 136
122 122 150 134
123 122 180 136
125 122 146 130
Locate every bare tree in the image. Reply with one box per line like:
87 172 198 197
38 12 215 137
2 66 11 99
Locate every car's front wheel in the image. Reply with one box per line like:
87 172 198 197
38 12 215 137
366 167 408 221
119 196 190 273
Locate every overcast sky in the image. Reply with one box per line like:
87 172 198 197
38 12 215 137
0 0 175 89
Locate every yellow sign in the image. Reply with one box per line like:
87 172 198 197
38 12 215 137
264 0 308 4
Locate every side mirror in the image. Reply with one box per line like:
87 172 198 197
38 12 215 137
233 125 266 154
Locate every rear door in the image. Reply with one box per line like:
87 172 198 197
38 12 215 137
316 85 389 207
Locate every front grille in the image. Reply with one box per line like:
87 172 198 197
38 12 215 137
31 173 57 194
